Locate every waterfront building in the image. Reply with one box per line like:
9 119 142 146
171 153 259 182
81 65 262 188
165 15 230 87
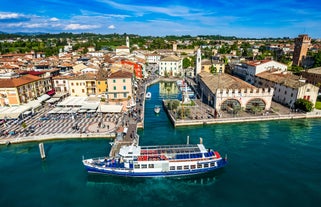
53 76 71 94
107 70 133 101
255 70 319 107
159 55 183 77
196 71 274 115
69 73 97 97
293 34 311 66
300 67 321 86
96 69 109 97
0 74 52 106
68 70 108 97
232 60 287 84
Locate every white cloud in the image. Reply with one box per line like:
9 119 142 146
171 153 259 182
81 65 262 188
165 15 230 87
98 0 207 17
50 17 59 22
108 24 115 29
64 23 100 30
0 12 22 19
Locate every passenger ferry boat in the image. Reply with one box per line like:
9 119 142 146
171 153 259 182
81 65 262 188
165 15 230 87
82 140 227 177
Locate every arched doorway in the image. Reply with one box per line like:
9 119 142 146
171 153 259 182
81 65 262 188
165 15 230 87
246 98 266 114
221 99 241 114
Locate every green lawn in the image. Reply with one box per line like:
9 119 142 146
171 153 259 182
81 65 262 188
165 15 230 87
315 101 321 110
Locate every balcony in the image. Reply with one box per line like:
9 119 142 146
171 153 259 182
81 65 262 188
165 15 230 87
86 84 96 88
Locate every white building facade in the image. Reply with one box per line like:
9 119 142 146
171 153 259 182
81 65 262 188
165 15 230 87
233 60 288 84
159 55 183 77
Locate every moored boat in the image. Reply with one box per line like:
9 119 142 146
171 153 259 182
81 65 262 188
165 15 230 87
82 139 227 178
145 92 152 99
154 105 161 114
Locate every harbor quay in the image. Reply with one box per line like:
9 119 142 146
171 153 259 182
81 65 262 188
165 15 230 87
2 77 321 146
162 98 321 127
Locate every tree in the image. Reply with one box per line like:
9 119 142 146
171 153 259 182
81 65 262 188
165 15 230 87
294 98 313 112
182 57 191 68
210 65 217 74
167 100 180 110
290 65 304 74
313 51 321 67
177 107 190 119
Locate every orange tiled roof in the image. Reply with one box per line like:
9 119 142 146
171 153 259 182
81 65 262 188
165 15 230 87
0 74 41 88
108 70 132 79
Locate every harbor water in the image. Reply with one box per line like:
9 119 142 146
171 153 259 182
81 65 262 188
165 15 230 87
1 82 321 207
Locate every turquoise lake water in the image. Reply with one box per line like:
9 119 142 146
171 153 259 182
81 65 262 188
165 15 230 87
1 82 321 207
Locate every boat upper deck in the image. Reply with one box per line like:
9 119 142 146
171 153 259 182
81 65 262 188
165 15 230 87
140 144 207 155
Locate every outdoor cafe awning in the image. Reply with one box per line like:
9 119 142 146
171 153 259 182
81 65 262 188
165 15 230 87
100 104 123 113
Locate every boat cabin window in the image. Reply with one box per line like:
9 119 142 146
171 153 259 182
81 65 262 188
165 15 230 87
134 164 140 169
204 163 209 168
141 164 147 169
210 162 215 167
191 165 196 169
148 164 154 168
177 166 182 170
170 166 175 171
197 164 202 168
184 165 189 170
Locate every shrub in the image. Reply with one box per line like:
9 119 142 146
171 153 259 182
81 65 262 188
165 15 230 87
294 98 313 112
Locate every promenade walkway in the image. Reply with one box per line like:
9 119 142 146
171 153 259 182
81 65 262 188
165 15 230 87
0 105 122 145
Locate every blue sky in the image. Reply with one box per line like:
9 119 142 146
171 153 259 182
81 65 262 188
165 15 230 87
0 0 320 38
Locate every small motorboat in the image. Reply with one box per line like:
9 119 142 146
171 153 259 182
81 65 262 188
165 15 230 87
154 105 161 114
145 92 152 99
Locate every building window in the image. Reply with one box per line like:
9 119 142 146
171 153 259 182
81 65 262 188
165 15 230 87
123 79 126 83
204 163 209 168
197 164 202 168
71 83 74 86
98 81 100 85
113 94 117 98
141 164 147 169
113 86 116 90
123 93 127 98
123 86 126 90
72 89 75 93
148 164 154 168
82 89 85 93
134 164 140 169
307 88 310 92
76 83 79 86
113 79 116 83
55 80 58 84
184 165 189 170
